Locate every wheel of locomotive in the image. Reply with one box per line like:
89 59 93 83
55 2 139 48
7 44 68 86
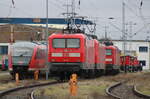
95 69 102 77
9 72 25 80
80 69 89 78
105 70 113 75
86 70 91 78
124 67 127 72
128 66 132 72
105 70 109 75
112 69 117 75
88 70 91 78
135 67 138 72
115 69 120 74
132 67 135 72
90 69 95 78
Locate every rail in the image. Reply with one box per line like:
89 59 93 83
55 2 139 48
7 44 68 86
105 81 149 99
0 81 59 98
133 85 150 99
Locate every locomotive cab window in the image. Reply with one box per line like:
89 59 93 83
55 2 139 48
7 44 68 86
67 39 80 48
53 39 65 48
106 49 112 55
53 38 80 48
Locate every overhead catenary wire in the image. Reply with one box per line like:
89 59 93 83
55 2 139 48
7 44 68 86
0 2 34 17
7 5 13 17
11 0 15 8
52 0 66 10
125 0 148 27
126 0 150 40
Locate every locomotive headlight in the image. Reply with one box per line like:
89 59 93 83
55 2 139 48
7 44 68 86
51 53 63 57
105 58 112 61
69 53 80 57
51 59 55 62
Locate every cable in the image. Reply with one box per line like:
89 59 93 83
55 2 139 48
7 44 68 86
45 0 66 17
7 5 13 17
124 1 150 40
11 0 15 8
125 3 140 18
0 2 34 17
52 0 65 10
125 0 148 27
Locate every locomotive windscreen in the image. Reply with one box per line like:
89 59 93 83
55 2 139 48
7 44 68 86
53 39 80 48
106 49 112 55
11 42 37 65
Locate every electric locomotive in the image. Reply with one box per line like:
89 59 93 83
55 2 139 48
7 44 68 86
48 33 97 78
120 55 133 72
105 45 120 74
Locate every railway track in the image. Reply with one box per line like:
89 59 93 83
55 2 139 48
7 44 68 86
0 81 60 99
106 81 150 99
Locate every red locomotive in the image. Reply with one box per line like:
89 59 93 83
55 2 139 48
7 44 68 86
120 55 141 72
48 33 106 78
9 41 46 79
133 57 139 71
48 33 94 78
120 55 132 72
105 45 120 74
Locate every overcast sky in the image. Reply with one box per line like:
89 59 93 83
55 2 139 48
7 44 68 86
0 0 150 40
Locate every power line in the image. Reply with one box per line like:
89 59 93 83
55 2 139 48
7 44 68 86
7 5 13 17
0 2 34 17
11 0 15 7
50 1 65 11
125 0 148 27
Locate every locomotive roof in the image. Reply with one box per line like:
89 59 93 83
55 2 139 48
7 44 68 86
12 41 37 48
49 33 88 39
105 45 118 49
35 44 46 49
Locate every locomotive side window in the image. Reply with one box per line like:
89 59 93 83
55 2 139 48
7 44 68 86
67 39 80 48
53 39 65 48
53 38 80 48
106 49 112 55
